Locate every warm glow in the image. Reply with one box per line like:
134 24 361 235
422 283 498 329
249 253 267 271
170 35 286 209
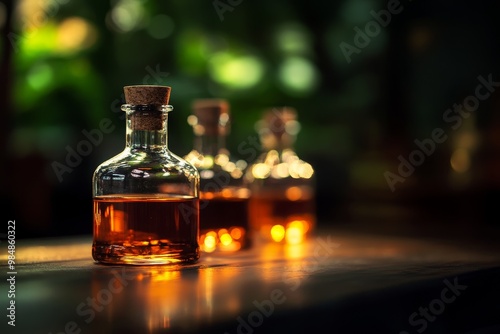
270 225 285 242
285 243 306 259
215 153 230 167
299 162 314 179
223 162 236 172
230 227 242 240
202 192 215 200
200 227 246 252
236 188 251 199
289 161 302 178
220 241 241 252
302 221 310 234
230 241 241 251
151 270 181 282
200 156 215 169
282 149 299 162
220 233 233 246
290 160 314 179
187 152 216 170
450 148 470 173
57 17 97 53
7 242 90 263
265 150 280 165
220 113 230 125
285 225 304 245
285 186 302 201
236 160 248 170
252 163 271 179
285 120 301 136
230 169 243 179
221 188 233 198
110 209 126 232
271 163 290 179
289 220 308 233
204 235 216 252
194 124 205 136
456 132 478 149
218 229 228 237
187 115 198 126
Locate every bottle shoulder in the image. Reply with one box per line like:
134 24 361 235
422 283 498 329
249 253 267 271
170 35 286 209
94 149 199 178
245 148 315 182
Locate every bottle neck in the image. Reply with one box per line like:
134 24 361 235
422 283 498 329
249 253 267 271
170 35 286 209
260 133 295 152
194 133 226 156
126 113 169 151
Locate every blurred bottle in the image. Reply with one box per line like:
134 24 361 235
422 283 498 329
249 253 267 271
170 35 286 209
245 107 316 245
184 99 251 252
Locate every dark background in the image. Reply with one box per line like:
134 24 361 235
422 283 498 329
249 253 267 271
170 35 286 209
1 0 499 238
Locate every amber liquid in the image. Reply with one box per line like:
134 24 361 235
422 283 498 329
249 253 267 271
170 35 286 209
92 195 199 265
248 191 316 243
199 194 250 252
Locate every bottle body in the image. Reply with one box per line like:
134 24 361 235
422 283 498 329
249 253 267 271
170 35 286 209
184 99 251 252
247 149 315 244
246 107 316 244
185 150 251 252
93 95 200 265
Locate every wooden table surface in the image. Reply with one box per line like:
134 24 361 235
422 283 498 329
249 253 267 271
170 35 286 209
2 224 500 334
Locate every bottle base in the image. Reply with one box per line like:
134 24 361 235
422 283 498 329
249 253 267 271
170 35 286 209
92 243 200 265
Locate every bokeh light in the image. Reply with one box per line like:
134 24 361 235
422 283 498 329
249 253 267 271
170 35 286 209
209 52 265 89
57 17 97 54
274 22 312 55
278 56 319 95
27 62 53 90
450 148 471 173
109 0 145 33
270 225 285 242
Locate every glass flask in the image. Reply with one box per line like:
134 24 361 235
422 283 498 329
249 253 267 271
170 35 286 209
92 85 200 265
246 107 316 245
184 99 251 252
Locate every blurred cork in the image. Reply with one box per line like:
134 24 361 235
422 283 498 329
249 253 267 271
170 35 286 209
124 85 171 105
191 99 230 135
263 107 297 137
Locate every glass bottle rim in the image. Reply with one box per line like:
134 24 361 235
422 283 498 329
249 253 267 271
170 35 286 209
121 104 173 114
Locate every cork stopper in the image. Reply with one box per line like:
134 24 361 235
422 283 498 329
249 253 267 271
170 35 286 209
191 99 230 136
262 107 297 137
124 85 171 105
123 85 171 131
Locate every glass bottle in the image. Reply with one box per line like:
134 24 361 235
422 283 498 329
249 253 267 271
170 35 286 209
184 99 251 252
92 85 200 265
246 107 316 245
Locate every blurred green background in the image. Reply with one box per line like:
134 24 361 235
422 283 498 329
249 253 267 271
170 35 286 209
1 0 500 238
